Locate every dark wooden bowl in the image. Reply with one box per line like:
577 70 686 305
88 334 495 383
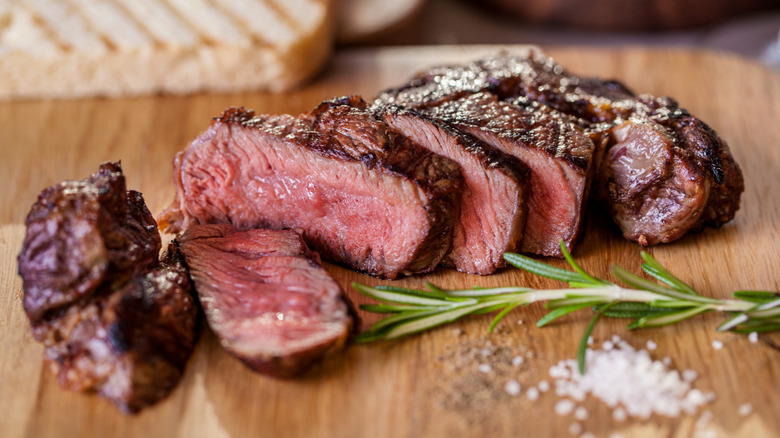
473 0 780 30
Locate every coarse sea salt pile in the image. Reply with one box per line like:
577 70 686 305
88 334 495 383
548 335 714 420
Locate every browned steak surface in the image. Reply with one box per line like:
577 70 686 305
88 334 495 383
378 51 744 246
17 163 200 413
379 104 529 274
159 97 463 279
177 224 354 378
596 97 745 245
421 92 595 257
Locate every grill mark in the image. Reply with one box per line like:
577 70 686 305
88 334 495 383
117 0 200 48
207 0 280 49
163 0 248 46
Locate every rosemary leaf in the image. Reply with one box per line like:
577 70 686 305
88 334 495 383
732 290 780 303
489 303 522 332
628 306 712 329
593 302 678 319
503 252 583 283
640 252 698 295
538 302 600 327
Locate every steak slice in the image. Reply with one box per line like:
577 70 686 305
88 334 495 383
177 224 354 378
17 163 200 413
421 92 595 257
379 104 529 274
159 96 463 279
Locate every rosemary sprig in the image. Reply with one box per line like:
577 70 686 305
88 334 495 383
353 242 779 373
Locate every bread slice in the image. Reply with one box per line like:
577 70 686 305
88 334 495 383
0 0 335 99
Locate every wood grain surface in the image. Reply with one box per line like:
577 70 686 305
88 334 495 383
1 45 779 438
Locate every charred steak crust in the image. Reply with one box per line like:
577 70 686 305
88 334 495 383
18 162 161 322
161 97 464 278
177 224 354 378
17 163 200 413
378 103 532 185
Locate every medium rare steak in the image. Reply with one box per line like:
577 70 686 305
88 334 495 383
379 104 530 274
177 224 354 378
378 51 744 247
17 163 200 413
419 92 595 257
159 96 463 279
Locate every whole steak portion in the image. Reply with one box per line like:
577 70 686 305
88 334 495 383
378 51 744 247
159 97 463 279
17 163 200 414
177 224 354 378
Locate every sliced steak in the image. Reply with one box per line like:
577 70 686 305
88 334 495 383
17 163 200 413
177 224 354 378
159 97 463 279
379 51 743 246
421 92 595 257
379 104 529 274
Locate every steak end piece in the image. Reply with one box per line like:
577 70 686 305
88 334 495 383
17 163 200 413
177 224 354 378
18 161 161 322
597 99 744 245
159 97 463 279
33 246 200 413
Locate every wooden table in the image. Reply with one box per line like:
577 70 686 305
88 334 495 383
1 45 778 438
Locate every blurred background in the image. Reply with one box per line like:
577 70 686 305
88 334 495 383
340 0 780 70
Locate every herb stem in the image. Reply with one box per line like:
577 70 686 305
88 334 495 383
352 241 778 373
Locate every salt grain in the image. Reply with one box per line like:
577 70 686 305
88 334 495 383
663 357 672 366
512 356 525 367
568 422 583 435
682 369 698 382
612 407 627 422
574 406 588 421
555 399 575 416
602 340 614 351
478 363 492 373
695 410 713 429
749 332 758 343
646 340 657 350
527 387 540 401
712 340 723 350
579 433 595 438
587 336 594 346
738 403 753 416
538 380 550 392
505 380 521 396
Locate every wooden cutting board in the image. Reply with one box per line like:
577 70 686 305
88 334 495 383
1 46 778 438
